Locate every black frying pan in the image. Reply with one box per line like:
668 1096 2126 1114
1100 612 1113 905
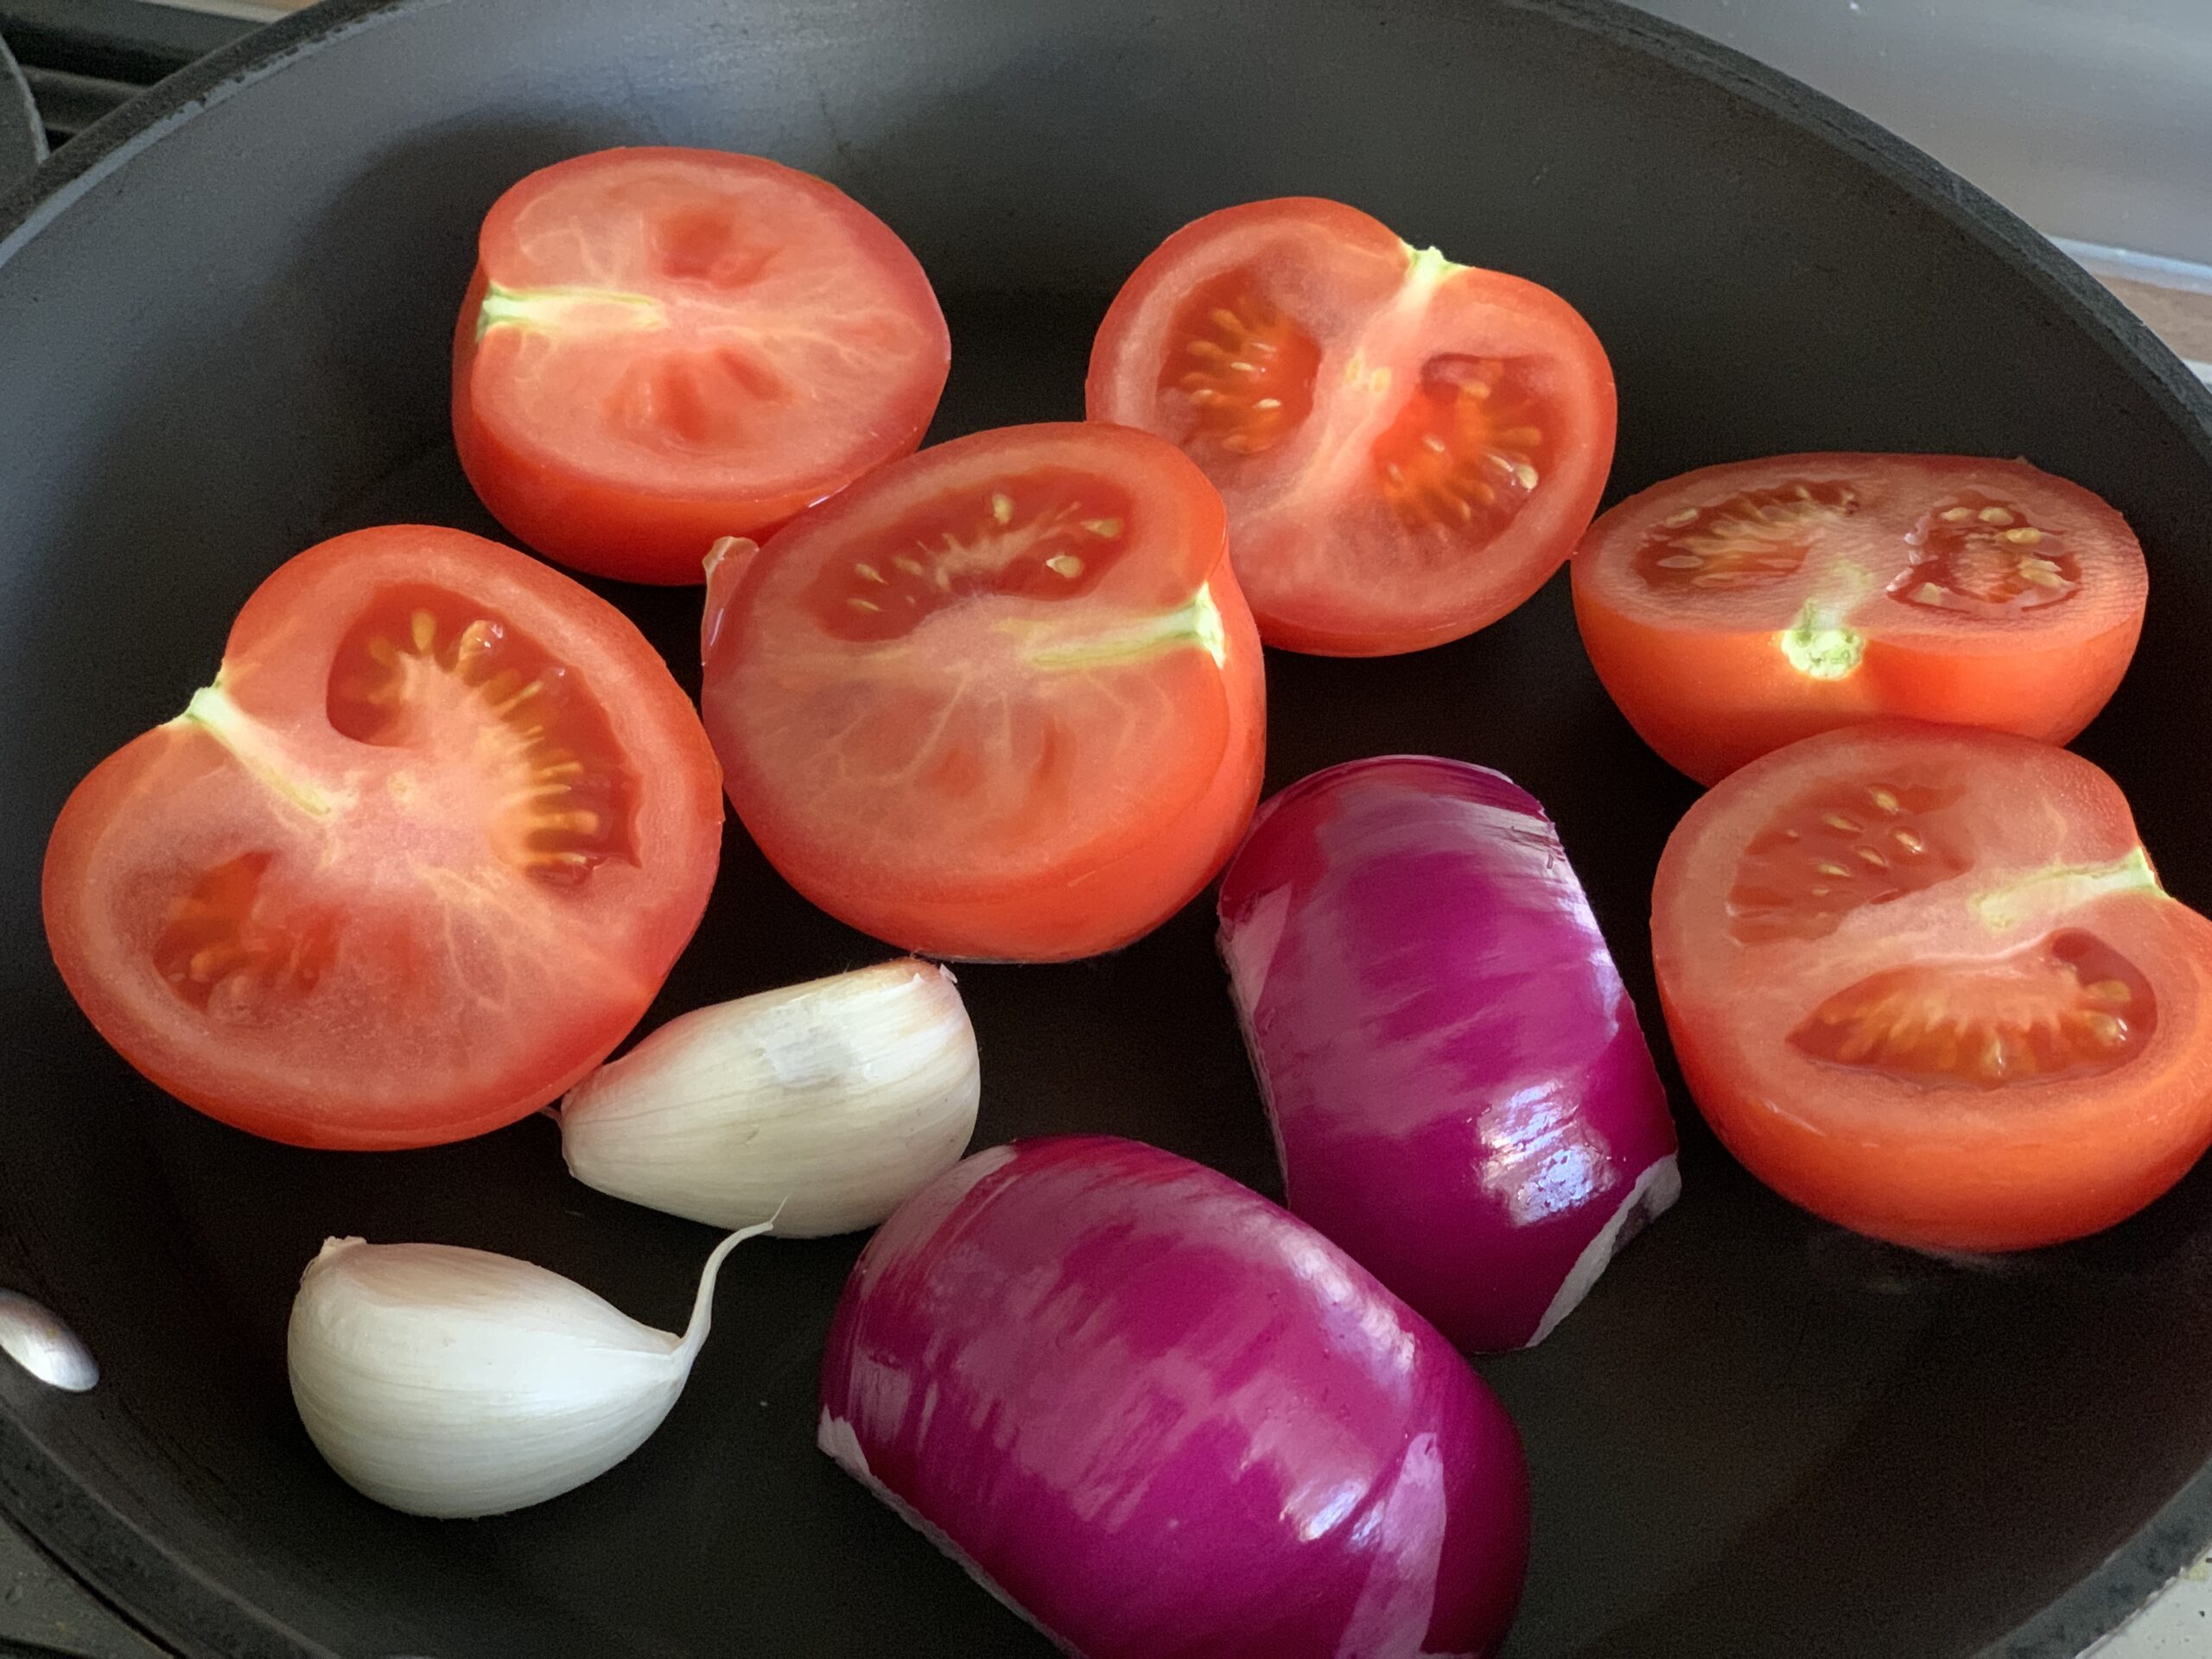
3 2 2210 1656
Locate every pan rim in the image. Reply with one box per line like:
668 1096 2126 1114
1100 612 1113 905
0 0 2207 1655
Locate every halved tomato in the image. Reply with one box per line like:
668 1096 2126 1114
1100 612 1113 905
453 147 950 585
1085 197 1616 656
1573 454 2147 784
702 422 1264 961
42 527 723 1149
1653 721 2212 1251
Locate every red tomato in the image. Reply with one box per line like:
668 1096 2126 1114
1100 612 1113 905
452 148 950 586
42 527 723 1150
1653 721 2212 1252
702 422 1264 961
1085 197 1616 656
1573 454 2147 784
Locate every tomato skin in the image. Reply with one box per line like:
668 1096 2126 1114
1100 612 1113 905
1652 721 2212 1252
1573 454 2146 785
1658 951 2212 1255
746 590 1264 962
703 423 1266 962
452 149 950 586
41 527 724 1150
1087 198 1616 657
1574 597 2139 787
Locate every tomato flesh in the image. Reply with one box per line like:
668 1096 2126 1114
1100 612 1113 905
1088 197 1616 656
1161 273 1325 454
324 586 639 880
42 527 723 1149
1891 491 2079 612
1724 774 1969 944
1654 721 2212 1251
1574 454 2147 783
453 148 950 585
702 422 1264 962
1788 928 2154 1090
1368 353 1549 537
800 466 1140 642
155 851 340 1020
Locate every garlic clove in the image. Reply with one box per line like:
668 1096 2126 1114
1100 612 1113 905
288 1223 766 1519
558 958 980 1237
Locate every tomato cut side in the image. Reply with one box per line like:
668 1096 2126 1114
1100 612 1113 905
702 422 1265 961
1653 721 2212 1251
453 148 950 585
42 527 724 1149
1087 197 1616 656
1573 454 2147 783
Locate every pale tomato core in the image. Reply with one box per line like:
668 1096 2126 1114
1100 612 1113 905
1154 268 1550 563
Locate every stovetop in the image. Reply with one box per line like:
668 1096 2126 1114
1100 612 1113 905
0 0 257 153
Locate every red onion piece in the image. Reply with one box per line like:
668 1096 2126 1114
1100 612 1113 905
1217 755 1678 1352
819 1135 1529 1659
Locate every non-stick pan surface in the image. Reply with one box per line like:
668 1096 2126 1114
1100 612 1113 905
3 2 2210 1656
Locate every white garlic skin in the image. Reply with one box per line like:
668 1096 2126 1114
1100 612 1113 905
288 1228 757 1519
559 958 980 1237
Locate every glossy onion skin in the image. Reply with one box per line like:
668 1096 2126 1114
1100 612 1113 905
1217 757 1678 1352
819 1135 1529 1659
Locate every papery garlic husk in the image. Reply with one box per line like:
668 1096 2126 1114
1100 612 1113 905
288 1224 766 1518
558 958 980 1236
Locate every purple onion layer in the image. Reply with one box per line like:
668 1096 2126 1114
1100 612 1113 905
819 1134 1529 1659
1217 755 1678 1352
